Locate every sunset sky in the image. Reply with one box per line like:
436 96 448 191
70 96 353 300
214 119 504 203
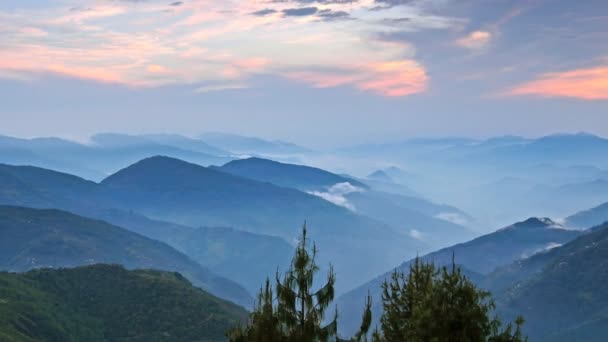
1 0 607 146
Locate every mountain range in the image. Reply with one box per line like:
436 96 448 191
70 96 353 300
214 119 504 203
216 157 367 191
199 132 310 155
0 157 424 294
214 157 475 249
336 217 583 335
0 205 251 308
98 156 422 293
565 201 608 229
0 134 232 181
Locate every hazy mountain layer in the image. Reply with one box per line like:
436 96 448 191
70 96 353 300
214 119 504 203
0 206 252 307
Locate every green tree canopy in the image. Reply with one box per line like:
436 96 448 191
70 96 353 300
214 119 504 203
373 257 526 342
228 223 371 342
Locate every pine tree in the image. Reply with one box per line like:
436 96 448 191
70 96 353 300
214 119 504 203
373 257 527 342
228 223 372 341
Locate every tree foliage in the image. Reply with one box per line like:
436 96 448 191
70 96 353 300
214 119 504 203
228 226 527 342
373 257 527 342
228 223 371 341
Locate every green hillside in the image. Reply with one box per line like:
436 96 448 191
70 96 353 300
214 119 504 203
491 223 608 341
0 264 247 341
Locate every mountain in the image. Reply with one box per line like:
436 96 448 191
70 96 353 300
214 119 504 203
335 217 582 335
488 223 608 341
92 133 230 156
343 190 476 248
200 132 310 155
456 133 608 169
0 264 247 341
214 157 472 249
367 170 393 182
0 159 422 294
565 201 608 229
216 157 367 191
0 162 291 296
0 135 107 181
0 206 251 307
0 163 98 209
100 156 423 293
96 209 294 295
0 134 231 181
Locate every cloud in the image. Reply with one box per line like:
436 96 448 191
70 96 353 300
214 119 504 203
506 66 608 100
288 59 428 97
0 58 127 84
195 82 248 93
308 182 364 211
409 229 424 240
273 0 357 3
169 1 183 6
251 8 277 16
282 7 318 17
435 212 469 226
147 64 169 73
374 0 417 9
0 0 429 94
317 9 351 21
522 242 563 259
455 31 492 50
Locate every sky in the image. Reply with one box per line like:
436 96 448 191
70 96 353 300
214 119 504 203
0 0 607 147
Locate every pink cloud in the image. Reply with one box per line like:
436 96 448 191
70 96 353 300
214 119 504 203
455 31 492 50
0 0 429 95
233 58 270 71
147 64 170 74
286 60 428 97
0 58 126 84
507 66 608 100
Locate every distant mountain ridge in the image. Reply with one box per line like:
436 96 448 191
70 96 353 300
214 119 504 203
200 132 310 154
217 157 367 191
91 133 230 156
214 156 475 249
565 201 608 229
0 134 232 181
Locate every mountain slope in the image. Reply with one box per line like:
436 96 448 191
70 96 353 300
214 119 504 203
0 134 231 181
344 190 476 248
335 217 582 335
0 264 247 341
0 162 293 295
0 159 422 294
216 157 366 191
215 157 472 249
99 156 423 293
0 206 251 307
199 132 309 154
565 201 608 229
95 209 294 295
0 163 98 210
490 223 608 341
92 133 229 156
